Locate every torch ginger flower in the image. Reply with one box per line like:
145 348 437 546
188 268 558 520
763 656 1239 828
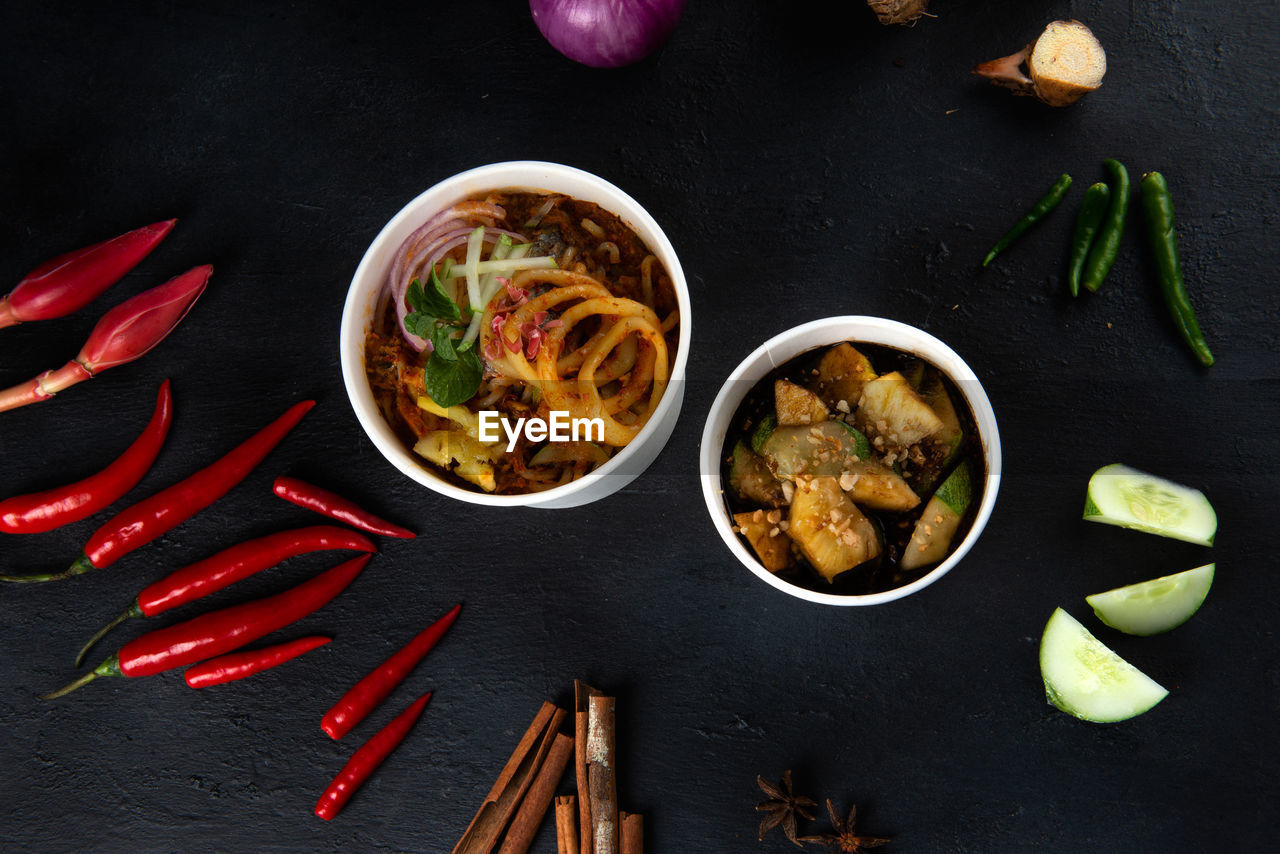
0 265 211 413
0 220 176 328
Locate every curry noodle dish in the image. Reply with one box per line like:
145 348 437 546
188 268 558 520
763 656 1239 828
364 190 680 495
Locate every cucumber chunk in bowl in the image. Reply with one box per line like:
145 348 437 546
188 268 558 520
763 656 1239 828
1086 564 1214 636
1039 608 1168 723
1083 464 1216 546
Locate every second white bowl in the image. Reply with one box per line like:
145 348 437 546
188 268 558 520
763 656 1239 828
699 316 1001 605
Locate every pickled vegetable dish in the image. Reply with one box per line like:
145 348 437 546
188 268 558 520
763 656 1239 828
364 190 680 494
721 342 985 595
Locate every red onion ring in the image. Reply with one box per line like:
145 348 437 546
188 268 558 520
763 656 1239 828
384 204 524 350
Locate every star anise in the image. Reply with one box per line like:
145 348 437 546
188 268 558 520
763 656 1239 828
756 770 817 847
799 799 890 852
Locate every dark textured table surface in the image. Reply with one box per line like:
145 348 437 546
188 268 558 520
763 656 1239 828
2 2 1278 851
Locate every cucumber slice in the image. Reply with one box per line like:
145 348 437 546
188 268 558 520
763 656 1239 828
1086 564 1214 636
900 460 972 571
834 421 873 461
761 421 868 480
1083 464 1217 546
759 422 914 511
1039 608 1168 723
728 441 785 507
750 413 777 454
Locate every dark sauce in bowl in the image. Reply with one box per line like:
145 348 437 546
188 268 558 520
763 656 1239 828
720 341 986 596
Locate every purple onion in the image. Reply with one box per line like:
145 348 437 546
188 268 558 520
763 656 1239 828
529 0 687 69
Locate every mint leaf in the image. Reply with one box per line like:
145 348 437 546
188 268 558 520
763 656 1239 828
403 308 435 340
404 268 462 342
404 266 479 405
427 323 459 361
424 347 483 407
408 269 461 321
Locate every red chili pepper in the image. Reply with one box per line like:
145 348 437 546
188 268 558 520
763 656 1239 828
73 524 375 666
41 553 372 699
0 379 172 535
0 264 210 412
184 635 331 688
314 692 433 821
0 398 314 583
0 220 177 329
272 476 416 539
321 603 461 740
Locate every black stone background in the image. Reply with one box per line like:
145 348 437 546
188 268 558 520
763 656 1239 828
2 1 1278 851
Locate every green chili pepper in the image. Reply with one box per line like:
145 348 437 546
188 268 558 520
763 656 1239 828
982 173 1073 267
1066 183 1111 297
1140 171 1214 367
1081 158 1130 293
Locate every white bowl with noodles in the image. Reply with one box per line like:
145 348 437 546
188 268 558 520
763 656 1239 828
699 316 1001 606
340 161 690 508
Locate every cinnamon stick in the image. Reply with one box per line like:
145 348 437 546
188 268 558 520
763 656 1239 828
555 796 579 854
587 695 619 854
619 812 643 854
574 680 602 854
497 733 574 854
453 701 567 854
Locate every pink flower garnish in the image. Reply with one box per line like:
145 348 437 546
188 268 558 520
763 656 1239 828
503 282 529 307
522 324 545 360
483 308 562 362
486 312 520 359
483 337 502 361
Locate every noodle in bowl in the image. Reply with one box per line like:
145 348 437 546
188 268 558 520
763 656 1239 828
341 162 691 508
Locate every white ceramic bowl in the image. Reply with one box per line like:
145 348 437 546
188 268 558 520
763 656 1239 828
700 316 1001 605
340 161 691 508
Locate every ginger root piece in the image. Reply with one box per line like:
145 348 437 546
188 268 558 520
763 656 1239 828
867 0 931 26
974 20 1106 106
